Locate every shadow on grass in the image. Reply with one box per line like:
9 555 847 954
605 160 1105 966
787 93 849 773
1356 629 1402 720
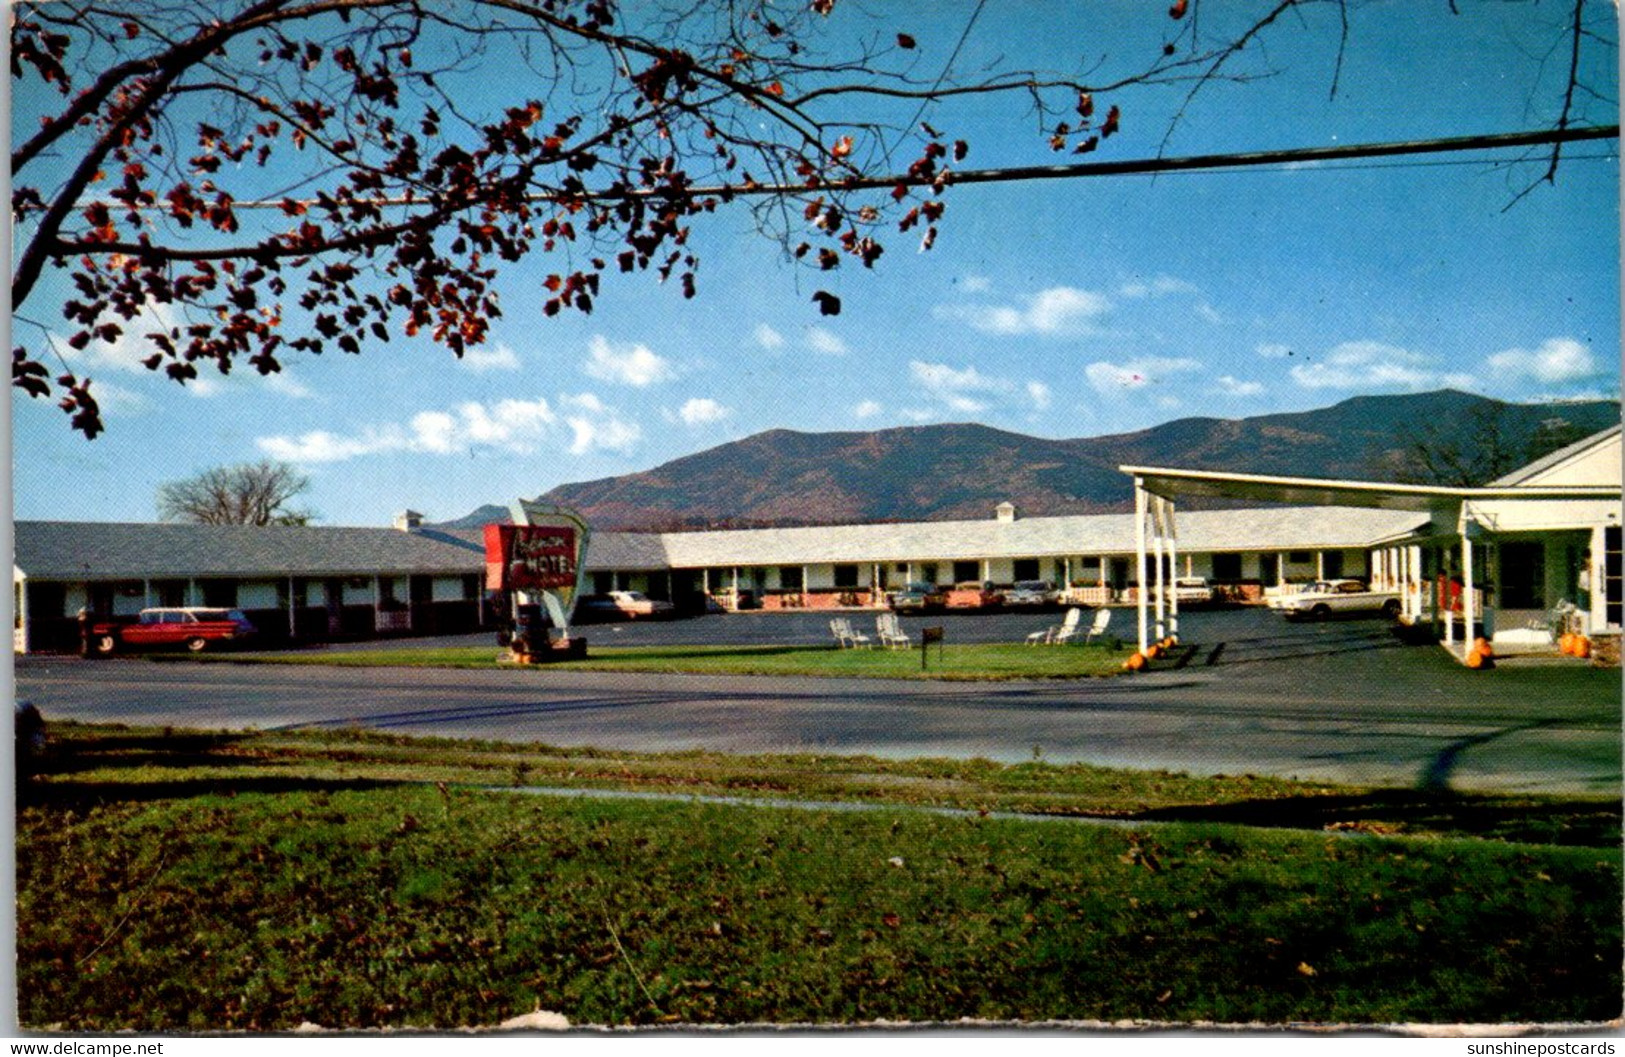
19 775 408 810
1123 788 1621 847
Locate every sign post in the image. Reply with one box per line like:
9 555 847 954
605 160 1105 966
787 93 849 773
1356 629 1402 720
483 501 591 662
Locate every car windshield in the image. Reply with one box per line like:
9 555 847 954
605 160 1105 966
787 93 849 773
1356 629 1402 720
1015 581 1048 591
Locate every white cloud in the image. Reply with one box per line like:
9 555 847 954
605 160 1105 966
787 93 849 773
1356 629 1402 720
559 392 641 454
1289 341 1475 391
1026 381 1053 410
583 335 674 387
1084 356 1203 393
1216 375 1264 397
1118 275 1199 299
1485 337 1597 385
938 285 1111 336
753 323 786 351
255 393 645 463
461 342 521 373
1256 343 1294 359
676 397 730 425
1196 303 1224 325
910 360 1016 413
960 275 992 294
854 400 883 419
261 372 315 399
805 326 848 356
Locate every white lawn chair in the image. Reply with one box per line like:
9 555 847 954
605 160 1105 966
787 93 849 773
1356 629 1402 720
1033 607 1082 645
876 611 911 649
830 616 872 649
1079 607 1112 646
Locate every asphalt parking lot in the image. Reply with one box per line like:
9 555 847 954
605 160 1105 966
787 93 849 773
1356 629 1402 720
18 605 1620 794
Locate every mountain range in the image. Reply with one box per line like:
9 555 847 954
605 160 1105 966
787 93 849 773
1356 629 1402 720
436 390 1620 531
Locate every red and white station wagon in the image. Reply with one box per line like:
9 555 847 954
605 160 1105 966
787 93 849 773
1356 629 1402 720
91 607 258 655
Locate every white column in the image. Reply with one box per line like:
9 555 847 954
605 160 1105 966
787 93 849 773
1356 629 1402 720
1134 481 1149 652
373 574 383 633
1315 551 1325 580
1277 552 1287 587
731 567 739 611
1165 498 1180 642
981 559 990 583
288 576 297 639
187 578 198 606
1151 496 1167 643
1462 530 1476 660
1442 546 1455 647
143 579 152 609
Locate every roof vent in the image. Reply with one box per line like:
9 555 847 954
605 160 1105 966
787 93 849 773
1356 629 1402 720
995 502 1016 523
394 510 424 532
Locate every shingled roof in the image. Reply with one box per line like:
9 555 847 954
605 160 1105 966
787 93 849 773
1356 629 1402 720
15 505 1428 582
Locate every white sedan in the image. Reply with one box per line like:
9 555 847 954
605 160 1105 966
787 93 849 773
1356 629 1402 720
1276 579 1401 621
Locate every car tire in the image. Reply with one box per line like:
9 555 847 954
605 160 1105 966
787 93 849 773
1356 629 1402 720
1382 599 1401 619
186 637 208 653
93 634 118 656
1310 604 1331 621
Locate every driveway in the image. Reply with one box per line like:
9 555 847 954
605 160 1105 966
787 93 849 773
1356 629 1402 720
15 608 1620 795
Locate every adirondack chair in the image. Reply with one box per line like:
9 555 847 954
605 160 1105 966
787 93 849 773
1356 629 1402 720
1032 606 1082 645
876 611 911 649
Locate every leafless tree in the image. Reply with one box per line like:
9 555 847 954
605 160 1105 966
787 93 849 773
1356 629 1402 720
10 0 1611 437
157 459 314 524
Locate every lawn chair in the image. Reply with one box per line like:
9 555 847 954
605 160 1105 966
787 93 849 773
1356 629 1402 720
876 611 911 649
830 616 872 649
1079 607 1112 646
1033 606 1082 645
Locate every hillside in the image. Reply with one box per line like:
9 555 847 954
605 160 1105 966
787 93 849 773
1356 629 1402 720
433 390 1619 530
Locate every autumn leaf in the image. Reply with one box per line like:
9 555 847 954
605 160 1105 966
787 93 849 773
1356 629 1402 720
830 136 853 159
812 290 840 316
896 33 916 49
1102 105 1121 137
1169 0 1188 18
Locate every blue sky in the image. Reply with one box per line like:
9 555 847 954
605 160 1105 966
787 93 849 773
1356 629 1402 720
11 1 1620 526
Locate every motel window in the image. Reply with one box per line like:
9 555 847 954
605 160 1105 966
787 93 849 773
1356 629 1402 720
778 566 804 591
919 563 939 585
1211 553 1242 581
833 564 860 589
1606 526 1622 628
1013 558 1040 581
200 580 237 608
1260 555 1279 583
1288 551 1312 564
1077 556 1101 572
593 571 614 594
952 560 980 584
1323 552 1344 579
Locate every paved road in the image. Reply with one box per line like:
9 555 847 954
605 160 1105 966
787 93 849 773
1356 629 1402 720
16 610 1621 794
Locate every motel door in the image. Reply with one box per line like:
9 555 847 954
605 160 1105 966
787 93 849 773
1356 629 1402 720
1498 541 1546 610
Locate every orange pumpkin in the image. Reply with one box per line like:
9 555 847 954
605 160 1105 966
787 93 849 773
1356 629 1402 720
1473 637 1494 659
1123 653 1147 672
1559 633 1576 655
1574 636 1592 659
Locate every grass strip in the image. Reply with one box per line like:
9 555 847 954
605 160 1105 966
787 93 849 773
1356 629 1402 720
18 783 1621 1031
157 641 1136 680
32 723 1623 848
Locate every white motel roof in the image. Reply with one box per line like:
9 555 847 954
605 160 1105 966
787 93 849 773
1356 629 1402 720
587 505 1429 570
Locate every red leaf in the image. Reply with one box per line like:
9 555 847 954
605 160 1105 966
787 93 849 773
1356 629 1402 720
896 33 916 49
1169 0 1188 18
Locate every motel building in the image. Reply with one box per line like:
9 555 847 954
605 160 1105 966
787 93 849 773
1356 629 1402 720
15 427 1621 663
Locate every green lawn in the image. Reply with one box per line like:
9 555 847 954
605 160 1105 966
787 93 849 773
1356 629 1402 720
171 641 1138 680
16 724 1622 1030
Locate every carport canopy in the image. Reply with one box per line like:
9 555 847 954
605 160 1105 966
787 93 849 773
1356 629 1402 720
1118 464 1620 657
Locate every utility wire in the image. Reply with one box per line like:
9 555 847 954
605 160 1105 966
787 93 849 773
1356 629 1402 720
86 125 1620 212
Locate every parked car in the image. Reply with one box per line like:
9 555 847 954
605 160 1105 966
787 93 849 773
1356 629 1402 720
579 590 675 621
1002 580 1060 607
1277 579 1401 621
1173 577 1214 605
91 607 257 654
887 582 948 613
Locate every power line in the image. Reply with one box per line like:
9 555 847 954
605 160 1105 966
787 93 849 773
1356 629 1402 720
104 124 1621 211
